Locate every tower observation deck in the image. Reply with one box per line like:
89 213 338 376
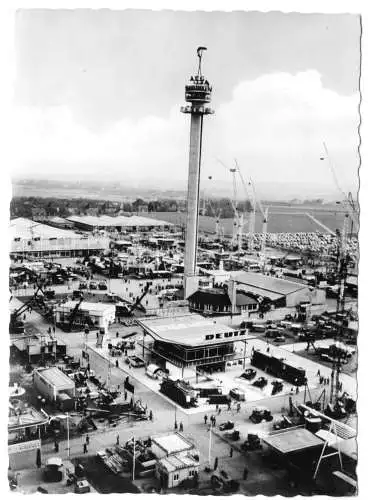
181 47 214 298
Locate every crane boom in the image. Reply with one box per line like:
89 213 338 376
321 142 359 228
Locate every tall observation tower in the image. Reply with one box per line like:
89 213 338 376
181 47 214 297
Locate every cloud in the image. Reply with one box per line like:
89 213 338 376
13 70 359 196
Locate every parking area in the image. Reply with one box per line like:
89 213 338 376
85 331 350 418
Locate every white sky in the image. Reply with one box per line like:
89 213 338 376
12 9 361 199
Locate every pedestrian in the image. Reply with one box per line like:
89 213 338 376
53 325 56 334
218 407 221 416
230 447 233 458
213 417 216 427
23 313 26 321
317 369 321 377
327 378 330 385
124 391 128 401
214 457 219 471
266 346 270 354
83 443 88 454
86 434 90 446
149 410 153 421
115 360 119 368
179 422 184 432
116 332 119 338
116 434 120 446
227 401 231 411
296 386 299 394
36 449 41 468
216 404 219 413
204 414 208 425
54 441 59 453
243 467 249 480
237 403 241 413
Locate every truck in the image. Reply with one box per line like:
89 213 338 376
160 378 198 408
251 350 307 386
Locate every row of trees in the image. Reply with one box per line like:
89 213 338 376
10 196 253 220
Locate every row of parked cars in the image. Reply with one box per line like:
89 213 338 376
79 280 108 291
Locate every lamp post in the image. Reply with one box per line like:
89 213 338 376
66 412 70 458
208 421 213 465
174 406 178 430
132 436 136 481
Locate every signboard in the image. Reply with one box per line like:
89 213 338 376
8 439 41 455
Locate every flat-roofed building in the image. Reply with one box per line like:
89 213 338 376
55 301 116 330
229 271 326 315
33 366 75 402
10 217 109 257
152 433 199 489
138 314 251 377
151 432 196 458
67 214 173 232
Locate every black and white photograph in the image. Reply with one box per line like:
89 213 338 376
6 5 362 496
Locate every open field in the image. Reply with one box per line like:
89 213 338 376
145 209 352 235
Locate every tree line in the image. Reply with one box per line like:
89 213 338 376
10 196 253 220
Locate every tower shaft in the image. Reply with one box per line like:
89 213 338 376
184 113 203 276
181 47 214 296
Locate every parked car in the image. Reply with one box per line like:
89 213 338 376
98 281 108 290
219 421 235 431
265 328 281 338
241 433 262 451
249 407 273 424
240 368 257 380
229 388 246 401
274 335 286 343
252 377 268 389
89 281 98 290
146 363 167 379
79 282 88 290
126 355 145 368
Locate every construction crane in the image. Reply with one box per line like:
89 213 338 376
204 175 224 240
247 177 269 268
117 283 151 317
68 296 84 332
9 284 48 333
329 213 349 406
217 159 242 249
230 166 240 248
233 160 257 254
206 198 223 240
320 142 359 231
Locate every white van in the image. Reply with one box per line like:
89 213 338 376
146 364 165 379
